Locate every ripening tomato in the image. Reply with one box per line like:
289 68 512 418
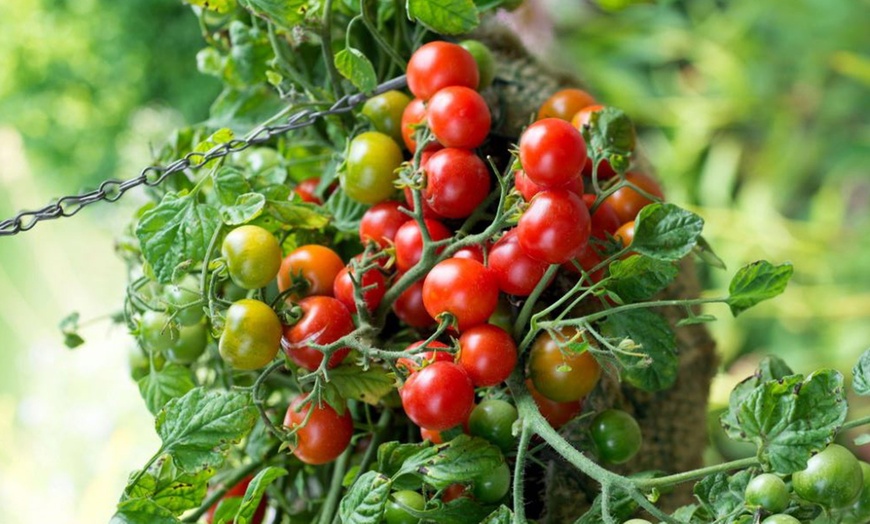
525 379 582 429
423 148 491 218
393 219 452 273
342 131 404 205
422 258 499 331
362 90 412 144
605 172 665 224
614 220 635 248
282 296 354 371
519 118 587 188
488 229 553 296
392 279 436 328
529 327 601 402
284 396 353 465
333 263 387 314
427 86 491 149
278 245 345 299
400 361 474 430
359 200 410 248
517 190 591 264
219 299 282 370
458 324 517 386
420 427 444 444
514 169 583 202
538 88 597 121
221 225 283 290
293 177 322 204
406 41 479 100
570 103 605 129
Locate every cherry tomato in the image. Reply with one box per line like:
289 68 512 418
393 219 452 273
139 310 179 354
362 90 411 144
427 86 491 149
468 399 518 453
384 490 426 524
277 245 344 299
582 194 621 242
518 189 591 264
166 321 208 364
570 103 605 129
423 148 491 218
844 461 870 522
519 118 587 188
614 220 635 248
562 244 607 284
422 258 499 331
526 379 581 429
392 279 436 328
745 473 789 513
400 361 474 431
406 41 479 100
590 409 642 464
219 299 282 370
205 475 266 524
538 88 597 121
401 98 441 153
284 396 353 465
761 515 800 524
282 296 354 371
333 264 387 314
459 40 495 89
514 169 583 202
458 324 517 386
488 229 553 296
622 520 653 524
792 443 863 509
420 427 444 444
164 274 204 326
529 327 601 402
342 131 403 204
605 172 665 224
453 244 487 264
359 200 410 248
473 462 511 503
442 484 469 502
221 225 283 290
292 177 322 204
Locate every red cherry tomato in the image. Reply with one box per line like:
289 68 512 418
392 279 436 328
406 41 479 100
615 220 635 248
423 148 491 218
400 98 434 153
517 190 591 264
453 244 487 264
487 229 553 296
404 186 444 220
293 177 322 204
605 172 665 224
570 103 605 129
514 169 583 202
458 324 517 386
519 118 588 188
538 88 597 121
284 396 353 465
422 258 499 331
278 245 344 299
282 296 354 371
427 87 491 149
582 194 621 241
393 219 452 273
333 264 387 314
563 244 607 284
400 361 474 431
526 379 582 429
205 475 266 524
359 200 411 248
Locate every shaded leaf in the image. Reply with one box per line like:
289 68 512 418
335 48 377 93
606 255 678 302
238 0 310 31
328 364 396 406
235 467 288 523
138 364 197 415
694 470 751 521
604 309 678 392
339 471 392 524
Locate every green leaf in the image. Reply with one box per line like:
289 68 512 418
264 200 331 230
213 167 253 206
852 348 870 396
220 193 266 225
377 441 430 484
720 356 793 441
339 471 392 524
727 261 794 316
185 0 236 14
212 496 242 524
670 504 709 523
730 370 847 474
394 435 504 490
327 364 396 406
606 255 678 302
123 457 214 515
238 0 310 31
323 186 368 234
604 309 678 392
404 496 497 524
631 203 704 261
693 470 751 521
480 505 513 523
155 388 259 472
586 107 636 158
235 467 288 523
855 434 870 446
138 364 197 415
110 499 182 524
59 311 85 349
136 193 222 284
407 0 479 34
335 48 377 93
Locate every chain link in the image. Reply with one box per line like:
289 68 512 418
0 76 408 237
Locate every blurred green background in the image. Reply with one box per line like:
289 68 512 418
0 0 867 522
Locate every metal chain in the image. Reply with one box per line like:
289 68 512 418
0 76 408 237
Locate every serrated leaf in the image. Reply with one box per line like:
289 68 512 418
339 471 392 524
155 388 259 472
123 457 214 515
394 435 503 490
265 200 330 230
213 167 253 206
852 348 870 396
605 309 678 392
587 107 636 158
732 370 847 474
138 364 197 415
480 505 513 523
238 0 310 31
693 470 751 521
606 255 678 301
407 0 479 34
323 187 367 234
671 504 710 523
727 261 794 316
328 364 396 406
235 467 287 523
185 0 236 14
631 203 704 261
721 356 793 441
136 193 222 284
110 499 182 524
335 48 377 93
378 441 430 488
220 193 266 225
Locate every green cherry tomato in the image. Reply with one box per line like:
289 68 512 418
139 310 178 354
843 461 870 523
745 473 789 513
165 321 209 364
218 299 282 370
761 515 800 524
164 274 204 326
472 462 511 503
129 344 165 381
341 131 404 205
459 40 495 90
361 90 411 144
622 520 653 524
792 444 863 509
221 225 283 290
468 399 518 453
590 409 642 465
383 490 425 524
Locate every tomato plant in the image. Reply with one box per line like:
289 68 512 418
529 328 601 402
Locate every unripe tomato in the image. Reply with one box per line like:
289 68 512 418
468 399 518 453
427 86 491 149
519 118 588 188
792 443 864 509
219 299 282 370
605 172 665 224
472 462 511 503
762 515 800 524
458 324 517 386
165 321 208 364
342 131 403 205
517 190 591 264
459 40 495 89
221 225 283 290
529 327 601 402
282 296 354 371
284 396 353 465
139 310 179 354
406 41 479 100
362 90 411 144
400 361 474 431
384 490 426 524
277 245 344 299
844 461 870 523
538 88 597 121
745 473 790 513
422 258 499 332
164 274 204 326
590 409 642 464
